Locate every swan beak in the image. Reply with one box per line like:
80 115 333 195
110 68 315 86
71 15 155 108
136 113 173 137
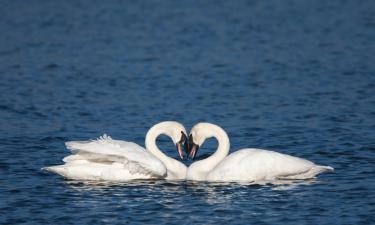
176 143 184 160
188 134 200 159
176 131 188 160
190 144 199 159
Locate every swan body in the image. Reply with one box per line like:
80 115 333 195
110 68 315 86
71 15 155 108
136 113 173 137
45 121 188 181
187 123 333 182
205 149 333 182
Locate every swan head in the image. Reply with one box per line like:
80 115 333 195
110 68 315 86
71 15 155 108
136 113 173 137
187 123 215 159
147 121 189 160
187 122 229 159
160 121 189 160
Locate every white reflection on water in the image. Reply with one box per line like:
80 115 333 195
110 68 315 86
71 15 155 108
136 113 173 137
64 178 319 192
62 178 323 211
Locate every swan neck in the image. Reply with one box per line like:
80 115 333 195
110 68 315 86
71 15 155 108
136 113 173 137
204 127 230 168
145 125 169 163
145 123 186 179
190 125 230 180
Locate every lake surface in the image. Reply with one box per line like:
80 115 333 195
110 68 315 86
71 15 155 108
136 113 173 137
1 0 374 224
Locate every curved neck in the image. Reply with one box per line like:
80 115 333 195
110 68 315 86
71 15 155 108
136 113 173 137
145 122 186 179
189 124 230 179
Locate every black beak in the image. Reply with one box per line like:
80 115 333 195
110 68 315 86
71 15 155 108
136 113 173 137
176 131 188 160
188 134 200 159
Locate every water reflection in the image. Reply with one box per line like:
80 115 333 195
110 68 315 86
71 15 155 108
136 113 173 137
63 178 323 209
185 180 299 204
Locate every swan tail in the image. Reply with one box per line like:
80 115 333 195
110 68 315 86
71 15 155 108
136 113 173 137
315 165 334 172
306 165 334 178
308 165 334 177
43 165 68 177
280 165 334 180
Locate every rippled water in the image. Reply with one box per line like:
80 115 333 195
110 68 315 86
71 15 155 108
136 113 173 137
1 0 374 224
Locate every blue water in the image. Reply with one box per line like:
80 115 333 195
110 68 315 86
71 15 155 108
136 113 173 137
1 0 375 224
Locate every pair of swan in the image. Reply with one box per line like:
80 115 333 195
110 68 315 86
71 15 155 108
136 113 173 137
46 121 333 182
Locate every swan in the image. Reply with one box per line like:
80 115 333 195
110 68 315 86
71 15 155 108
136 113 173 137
45 121 188 181
186 123 334 182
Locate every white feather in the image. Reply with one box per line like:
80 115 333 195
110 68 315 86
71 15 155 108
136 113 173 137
207 149 334 181
45 134 167 181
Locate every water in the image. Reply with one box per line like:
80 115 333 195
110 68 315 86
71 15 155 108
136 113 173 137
1 0 374 224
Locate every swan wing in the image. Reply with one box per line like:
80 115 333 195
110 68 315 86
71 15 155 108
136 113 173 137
207 148 333 181
63 134 167 178
45 161 162 181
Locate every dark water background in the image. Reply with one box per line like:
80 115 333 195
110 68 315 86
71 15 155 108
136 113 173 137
1 0 375 224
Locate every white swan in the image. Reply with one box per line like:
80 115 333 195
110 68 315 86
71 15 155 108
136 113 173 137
45 121 188 181
186 123 334 182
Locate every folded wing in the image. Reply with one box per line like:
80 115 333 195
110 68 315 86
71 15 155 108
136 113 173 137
45 134 167 180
